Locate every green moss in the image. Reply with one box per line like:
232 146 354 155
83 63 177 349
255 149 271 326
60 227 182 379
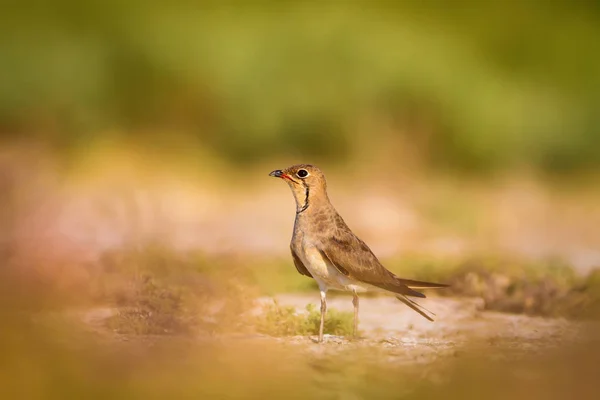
255 300 354 337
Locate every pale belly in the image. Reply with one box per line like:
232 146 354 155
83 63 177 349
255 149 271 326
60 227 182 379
296 244 371 293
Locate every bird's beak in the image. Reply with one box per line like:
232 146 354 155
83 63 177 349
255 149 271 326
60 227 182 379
270 169 296 183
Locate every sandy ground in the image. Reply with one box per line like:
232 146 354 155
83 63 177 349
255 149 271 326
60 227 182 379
250 294 586 362
79 294 590 365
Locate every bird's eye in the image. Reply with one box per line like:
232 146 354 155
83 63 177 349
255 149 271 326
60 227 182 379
296 169 309 178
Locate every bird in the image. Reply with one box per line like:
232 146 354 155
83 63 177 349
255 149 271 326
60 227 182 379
269 164 448 343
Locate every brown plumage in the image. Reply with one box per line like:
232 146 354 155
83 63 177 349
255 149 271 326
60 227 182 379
270 164 448 342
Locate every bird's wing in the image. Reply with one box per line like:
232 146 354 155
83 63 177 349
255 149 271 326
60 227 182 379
290 246 313 278
316 230 425 298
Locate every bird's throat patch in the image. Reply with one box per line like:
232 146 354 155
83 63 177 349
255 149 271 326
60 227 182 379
297 184 310 214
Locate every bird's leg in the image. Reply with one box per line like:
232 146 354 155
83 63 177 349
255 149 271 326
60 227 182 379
352 291 359 338
319 290 327 343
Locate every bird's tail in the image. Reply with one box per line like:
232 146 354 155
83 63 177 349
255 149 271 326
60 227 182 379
395 278 449 290
396 295 436 322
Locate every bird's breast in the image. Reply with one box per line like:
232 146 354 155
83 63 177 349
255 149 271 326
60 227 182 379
293 238 354 291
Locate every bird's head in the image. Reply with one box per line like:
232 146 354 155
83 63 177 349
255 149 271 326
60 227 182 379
269 164 328 212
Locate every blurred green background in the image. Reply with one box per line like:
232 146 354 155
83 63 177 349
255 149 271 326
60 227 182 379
2 0 599 173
